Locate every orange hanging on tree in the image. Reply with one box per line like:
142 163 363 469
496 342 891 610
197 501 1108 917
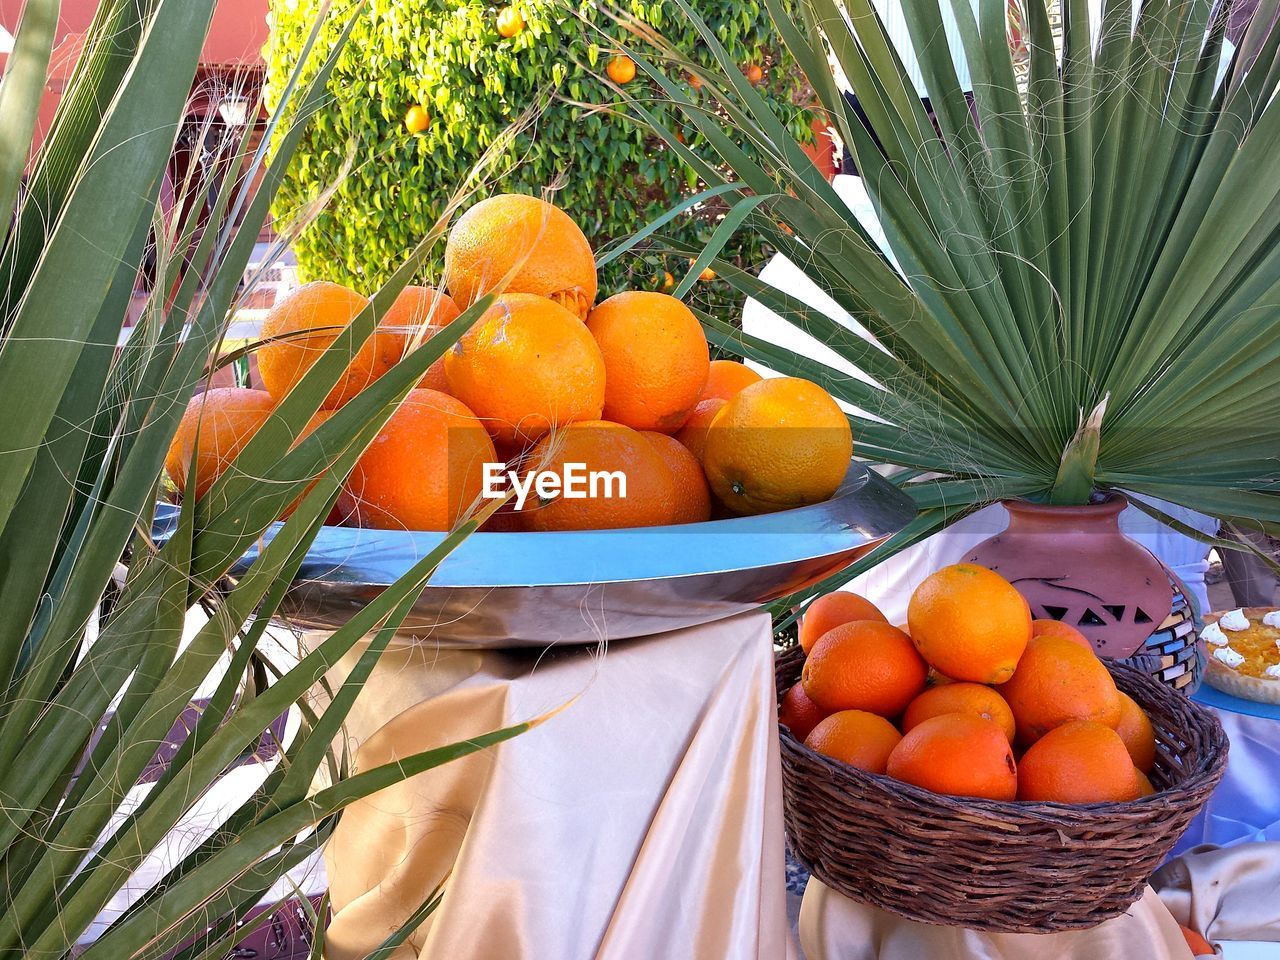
404 104 430 134
607 55 636 85
496 5 524 37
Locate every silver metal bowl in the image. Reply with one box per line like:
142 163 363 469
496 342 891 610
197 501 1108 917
158 461 914 647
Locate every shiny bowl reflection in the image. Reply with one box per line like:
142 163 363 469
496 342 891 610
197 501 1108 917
156 461 915 647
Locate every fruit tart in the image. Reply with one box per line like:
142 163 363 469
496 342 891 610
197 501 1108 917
1201 608 1280 704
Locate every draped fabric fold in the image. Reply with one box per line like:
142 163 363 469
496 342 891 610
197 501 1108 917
1153 842 1280 945
800 841 1280 958
314 612 793 960
799 882 1193 960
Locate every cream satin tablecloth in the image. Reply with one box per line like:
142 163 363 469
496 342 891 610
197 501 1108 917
799 843 1280 959
309 612 794 960
799 883 1194 959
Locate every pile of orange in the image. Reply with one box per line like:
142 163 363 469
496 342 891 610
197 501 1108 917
167 194 854 533
780 564 1159 804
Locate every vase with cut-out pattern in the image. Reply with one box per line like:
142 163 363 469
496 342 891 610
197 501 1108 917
965 496 1202 693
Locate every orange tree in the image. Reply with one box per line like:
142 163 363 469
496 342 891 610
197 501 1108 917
264 0 813 315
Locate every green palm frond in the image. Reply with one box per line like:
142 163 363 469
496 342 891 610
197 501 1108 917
617 0 1280 576
0 2 531 954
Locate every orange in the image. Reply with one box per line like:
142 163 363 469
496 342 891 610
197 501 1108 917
797 592 888 654
907 563 1031 684
1001 635 1122 745
606 55 636 85
518 421 676 531
886 714 1017 801
778 681 827 742
804 710 902 774
1180 926 1214 958
281 408 340 520
585 291 710 433
1016 721 1142 803
342 389 497 531
698 359 762 403
640 431 711 524
902 683 1017 744
927 667 954 686
258 281 395 410
703 377 852 515
1031 618 1094 653
801 621 927 717
444 293 605 445
1114 692 1156 773
745 63 764 85
444 194 596 319
1136 769 1156 796
496 5 524 37
404 105 430 134
381 285 462 393
674 398 726 462
166 388 276 500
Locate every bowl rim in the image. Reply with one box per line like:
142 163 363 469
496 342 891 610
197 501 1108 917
153 459 916 590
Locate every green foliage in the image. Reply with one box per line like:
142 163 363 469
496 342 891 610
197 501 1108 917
264 0 814 316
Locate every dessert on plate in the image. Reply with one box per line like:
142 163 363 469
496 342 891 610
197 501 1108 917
1201 608 1280 703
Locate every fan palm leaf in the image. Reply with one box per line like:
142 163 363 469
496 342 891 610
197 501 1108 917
613 0 1280 589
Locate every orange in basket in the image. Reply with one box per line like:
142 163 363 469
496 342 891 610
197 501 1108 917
779 682 828 742
1001 635 1123 745
1017 721 1142 803
804 710 901 774
907 563 1031 684
797 592 888 654
886 713 1017 801
902 683 1017 744
1115 691 1157 773
1031 618 1094 653
801 621 926 716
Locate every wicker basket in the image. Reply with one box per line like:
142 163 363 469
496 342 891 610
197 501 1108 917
775 646 1229 933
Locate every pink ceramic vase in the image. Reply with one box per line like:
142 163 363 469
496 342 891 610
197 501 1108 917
964 496 1174 659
